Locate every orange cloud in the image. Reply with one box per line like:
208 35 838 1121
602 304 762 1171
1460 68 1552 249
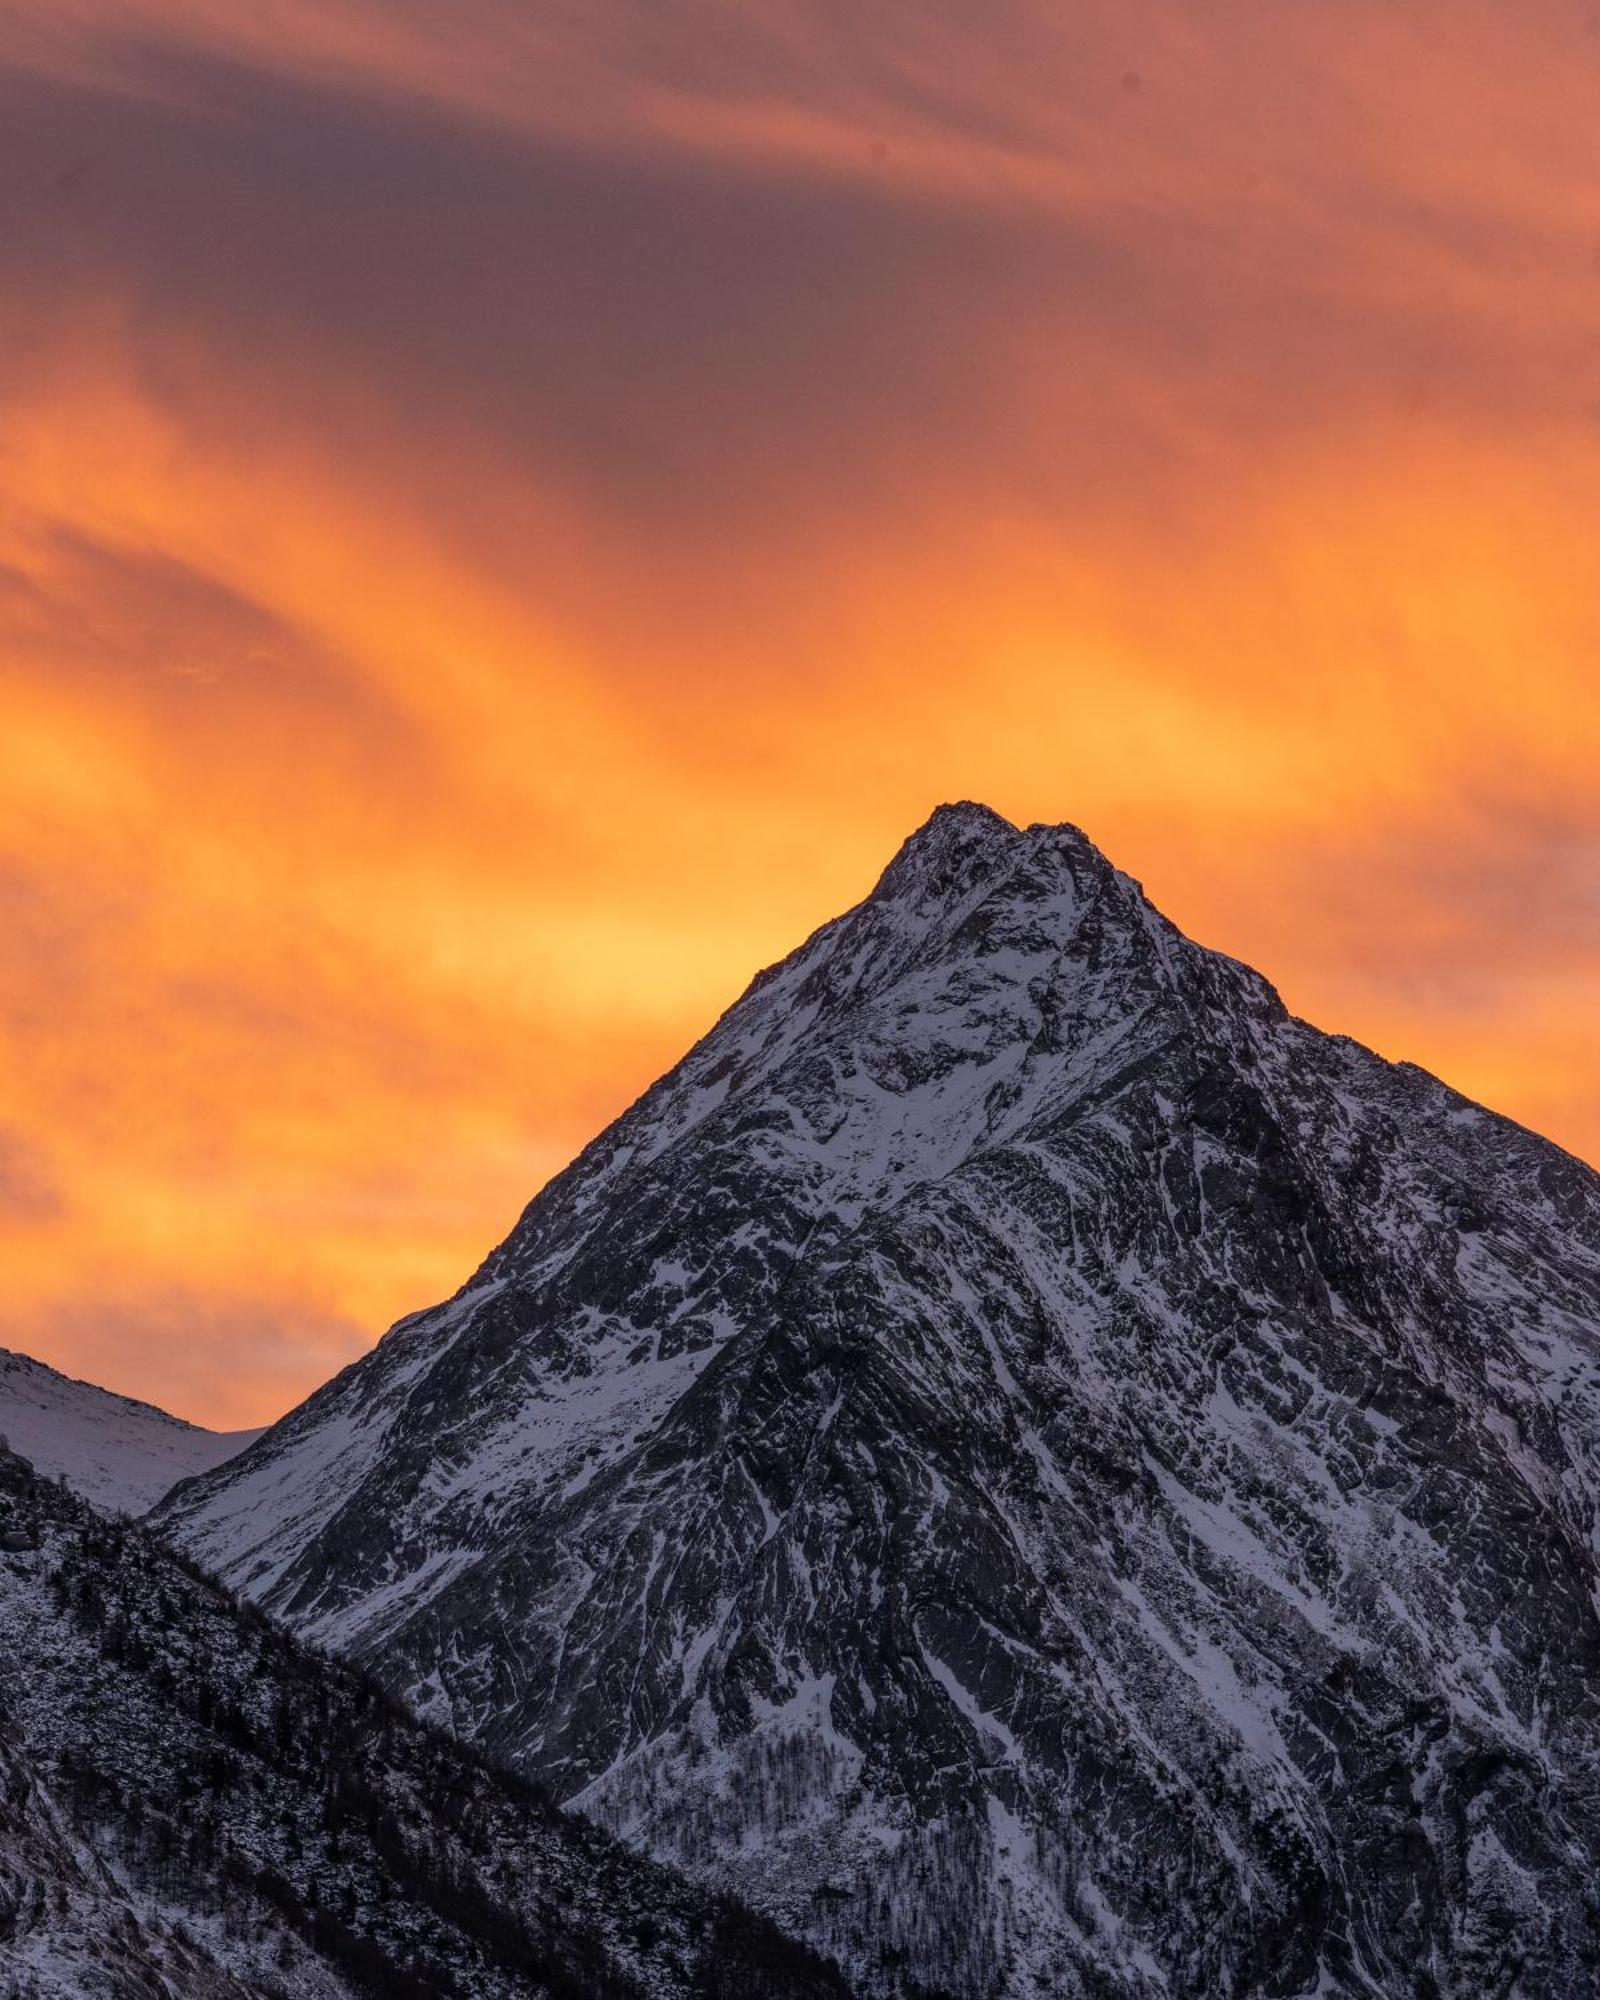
0 1 1597 1422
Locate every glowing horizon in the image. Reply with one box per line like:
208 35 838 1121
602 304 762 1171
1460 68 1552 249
3 0 1597 1427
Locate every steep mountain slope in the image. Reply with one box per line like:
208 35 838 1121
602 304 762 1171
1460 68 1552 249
160 803 1600 1997
0 1442 852 2000
0 1347 260 1515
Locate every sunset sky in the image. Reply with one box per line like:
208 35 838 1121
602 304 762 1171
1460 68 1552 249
3 1 1598 1426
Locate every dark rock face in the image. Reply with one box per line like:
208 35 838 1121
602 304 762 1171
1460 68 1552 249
160 803 1600 1996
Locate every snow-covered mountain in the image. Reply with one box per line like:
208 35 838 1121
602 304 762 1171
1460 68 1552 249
0 1347 260 1516
159 803 1600 1997
0 1439 851 1999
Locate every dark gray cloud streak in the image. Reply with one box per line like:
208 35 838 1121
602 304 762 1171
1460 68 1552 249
0 29 1564 585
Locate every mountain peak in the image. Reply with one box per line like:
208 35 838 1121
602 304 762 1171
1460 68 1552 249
159 812 1600 2000
909 798 1018 840
869 799 1110 919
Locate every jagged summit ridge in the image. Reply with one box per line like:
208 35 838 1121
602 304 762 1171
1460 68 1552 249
868 798 1021 905
160 804 1600 1998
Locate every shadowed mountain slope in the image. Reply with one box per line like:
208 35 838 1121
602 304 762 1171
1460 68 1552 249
0 1443 852 2000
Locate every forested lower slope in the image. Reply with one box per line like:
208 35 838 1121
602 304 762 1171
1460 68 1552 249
0 1442 855 2000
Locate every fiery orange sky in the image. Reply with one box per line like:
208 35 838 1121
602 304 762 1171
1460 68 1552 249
2 1 1598 1426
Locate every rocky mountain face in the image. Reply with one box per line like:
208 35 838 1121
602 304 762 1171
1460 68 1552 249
0 1441 852 2000
0 1347 260 1516
160 803 1600 1997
